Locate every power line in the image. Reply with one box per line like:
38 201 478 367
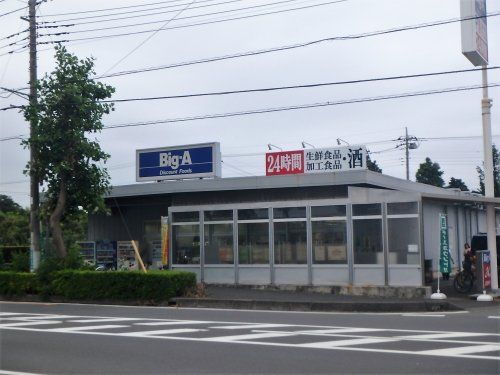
102 66 500 103
102 0 196 75
38 0 244 24
39 0 347 43
103 82 500 130
96 11 500 79
0 4 28 19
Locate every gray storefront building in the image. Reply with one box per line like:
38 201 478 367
88 170 500 287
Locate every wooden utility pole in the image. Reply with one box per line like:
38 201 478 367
28 0 40 270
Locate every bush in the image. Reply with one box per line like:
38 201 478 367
11 251 30 272
52 270 196 302
0 271 39 296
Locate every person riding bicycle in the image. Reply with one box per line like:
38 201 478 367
463 243 475 275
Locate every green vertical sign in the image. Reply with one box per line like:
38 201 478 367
439 213 451 273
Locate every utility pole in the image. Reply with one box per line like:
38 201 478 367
27 0 40 270
405 127 410 180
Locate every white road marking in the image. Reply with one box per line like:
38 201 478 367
488 316 500 319
46 325 129 332
0 321 62 328
398 332 489 340
134 320 209 326
68 318 140 323
0 313 26 316
0 370 42 375
212 324 292 330
120 328 206 337
300 337 399 348
202 332 295 342
401 314 445 317
294 328 384 334
419 344 500 356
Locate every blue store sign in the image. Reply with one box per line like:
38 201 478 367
136 142 221 181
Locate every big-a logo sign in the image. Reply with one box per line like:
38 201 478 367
136 143 221 181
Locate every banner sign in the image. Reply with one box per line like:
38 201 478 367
461 0 488 66
266 146 367 176
483 251 491 288
161 216 169 266
136 142 221 181
439 213 451 274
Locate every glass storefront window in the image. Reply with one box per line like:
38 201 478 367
311 205 346 218
172 225 200 264
204 224 234 264
388 217 419 264
387 202 418 215
353 219 383 264
172 211 199 223
352 204 381 216
312 221 347 264
273 207 306 219
204 210 233 222
238 208 268 220
274 221 307 264
238 222 269 264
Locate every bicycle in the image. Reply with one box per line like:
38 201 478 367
453 266 475 293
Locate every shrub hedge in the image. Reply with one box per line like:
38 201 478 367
0 271 39 296
51 270 196 302
0 270 196 302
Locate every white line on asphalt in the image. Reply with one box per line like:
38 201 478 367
419 344 500 356
0 321 62 328
134 320 209 326
294 328 385 334
488 316 500 319
202 332 296 342
398 332 489 340
300 337 399 348
46 325 129 332
120 328 206 337
0 370 42 375
68 318 140 323
401 314 445 317
0 313 26 316
211 324 293 330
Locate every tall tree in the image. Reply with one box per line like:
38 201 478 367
415 157 444 187
447 177 468 191
367 154 382 173
476 144 500 197
23 45 114 258
0 194 22 213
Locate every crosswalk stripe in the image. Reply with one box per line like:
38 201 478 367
299 337 399 348
419 344 500 356
120 328 205 337
46 325 128 332
202 332 295 342
398 332 488 340
295 328 384 334
134 321 208 326
68 318 140 323
0 321 62 328
212 324 292 330
488 316 500 319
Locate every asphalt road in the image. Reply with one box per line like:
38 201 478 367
0 301 499 374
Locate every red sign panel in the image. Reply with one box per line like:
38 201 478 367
266 150 304 176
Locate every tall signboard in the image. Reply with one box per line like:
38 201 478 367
461 0 488 66
266 145 367 176
439 214 451 274
136 142 221 181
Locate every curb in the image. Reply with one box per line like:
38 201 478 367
170 298 462 312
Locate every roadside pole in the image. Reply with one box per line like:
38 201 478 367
28 0 40 271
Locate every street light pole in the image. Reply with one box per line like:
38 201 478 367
481 65 498 290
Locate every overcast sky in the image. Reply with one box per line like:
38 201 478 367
1 0 499 207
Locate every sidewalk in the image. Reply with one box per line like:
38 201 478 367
170 281 499 312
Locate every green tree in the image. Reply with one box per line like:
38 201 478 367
23 45 114 258
476 144 500 197
0 194 22 213
415 157 444 187
367 154 382 173
447 177 468 191
0 210 30 246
